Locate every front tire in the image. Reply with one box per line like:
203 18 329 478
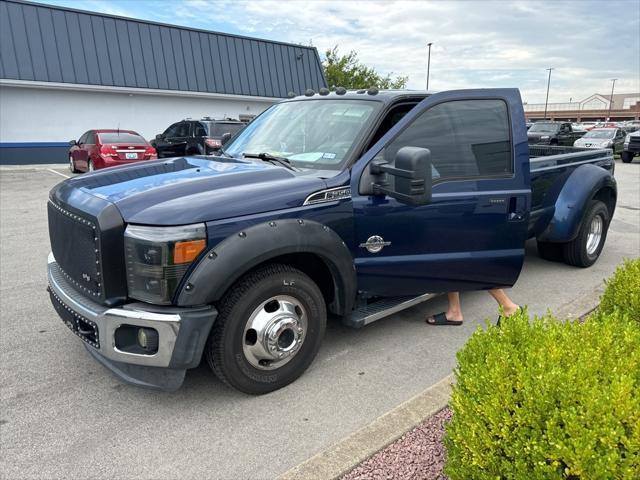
621 151 634 163
563 200 610 267
205 264 326 394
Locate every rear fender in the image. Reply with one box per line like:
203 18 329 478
176 219 357 314
537 164 616 242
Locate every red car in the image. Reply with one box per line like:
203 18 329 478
69 129 157 173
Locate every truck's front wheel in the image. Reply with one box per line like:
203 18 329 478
563 200 610 267
205 264 326 394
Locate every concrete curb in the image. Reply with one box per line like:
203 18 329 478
278 284 604 480
278 373 454 480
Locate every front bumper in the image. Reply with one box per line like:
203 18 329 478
47 253 217 390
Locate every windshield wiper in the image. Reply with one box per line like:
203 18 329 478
243 152 297 171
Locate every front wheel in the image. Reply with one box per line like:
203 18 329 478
621 151 634 163
563 200 610 267
205 264 326 394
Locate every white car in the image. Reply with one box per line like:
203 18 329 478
573 128 626 153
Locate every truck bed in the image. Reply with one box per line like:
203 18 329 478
528 145 614 238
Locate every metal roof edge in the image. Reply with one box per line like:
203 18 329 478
5 0 322 54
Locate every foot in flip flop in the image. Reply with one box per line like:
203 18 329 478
426 312 463 326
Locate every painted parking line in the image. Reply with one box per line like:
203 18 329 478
46 168 70 179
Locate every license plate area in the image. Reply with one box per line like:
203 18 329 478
125 152 138 159
49 288 100 348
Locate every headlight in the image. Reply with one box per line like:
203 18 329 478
124 223 206 304
541 135 550 140
602 141 613 148
625 134 631 142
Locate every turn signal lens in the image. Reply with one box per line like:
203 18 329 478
174 239 206 264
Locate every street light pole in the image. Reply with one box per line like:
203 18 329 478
543 67 554 120
426 42 433 90
607 78 617 121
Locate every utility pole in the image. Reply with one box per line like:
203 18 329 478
607 78 617 121
426 42 433 90
543 68 554 120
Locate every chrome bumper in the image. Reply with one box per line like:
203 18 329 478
47 252 211 369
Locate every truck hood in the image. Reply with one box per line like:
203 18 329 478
59 157 327 225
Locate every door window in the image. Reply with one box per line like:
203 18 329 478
194 122 207 137
78 132 89 144
163 123 181 138
86 131 96 144
175 122 191 137
374 99 513 181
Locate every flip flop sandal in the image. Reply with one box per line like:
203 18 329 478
426 312 463 326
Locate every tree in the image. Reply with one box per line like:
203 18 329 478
322 46 408 90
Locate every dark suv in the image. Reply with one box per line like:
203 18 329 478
151 118 245 157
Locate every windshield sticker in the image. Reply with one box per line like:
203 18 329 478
322 152 337 160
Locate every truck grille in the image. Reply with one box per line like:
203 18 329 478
629 137 640 152
48 201 103 298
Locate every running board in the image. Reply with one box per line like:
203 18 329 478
342 293 439 328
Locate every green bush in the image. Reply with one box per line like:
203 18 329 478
444 309 640 479
599 258 640 320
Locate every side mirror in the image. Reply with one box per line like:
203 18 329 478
371 147 432 206
155 134 163 140
69 140 77 146
220 132 232 146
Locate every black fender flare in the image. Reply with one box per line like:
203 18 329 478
537 163 617 243
176 219 357 314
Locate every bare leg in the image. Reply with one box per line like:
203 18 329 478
426 292 464 324
488 289 519 316
446 292 464 321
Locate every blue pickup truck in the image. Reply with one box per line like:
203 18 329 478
47 88 616 393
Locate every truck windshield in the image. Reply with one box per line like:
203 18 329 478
224 100 379 170
529 123 559 133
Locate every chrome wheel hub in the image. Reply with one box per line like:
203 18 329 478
586 214 603 255
243 296 307 370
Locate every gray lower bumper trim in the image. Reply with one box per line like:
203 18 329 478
85 345 186 391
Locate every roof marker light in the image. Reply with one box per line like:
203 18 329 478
304 89 316 97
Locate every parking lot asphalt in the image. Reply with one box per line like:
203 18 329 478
1 162 638 480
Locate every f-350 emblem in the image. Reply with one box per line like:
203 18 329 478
359 235 391 253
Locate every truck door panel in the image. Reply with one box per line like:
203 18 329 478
350 89 531 297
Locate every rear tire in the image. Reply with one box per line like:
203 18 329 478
537 240 564 262
69 155 79 173
205 263 326 394
621 151 634 163
562 200 610 267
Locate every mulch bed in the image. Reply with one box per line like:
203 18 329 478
342 407 452 480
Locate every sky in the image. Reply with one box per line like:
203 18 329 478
36 0 640 104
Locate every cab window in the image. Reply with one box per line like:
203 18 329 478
375 99 513 181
